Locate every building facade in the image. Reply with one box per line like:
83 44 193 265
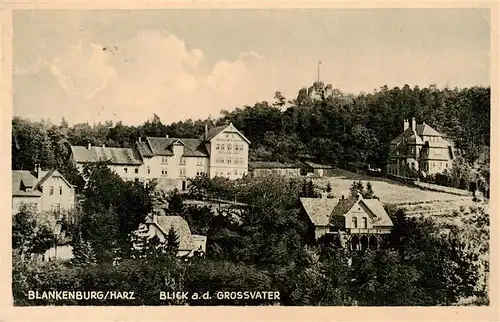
70 123 250 191
12 167 76 214
387 118 454 177
248 161 301 177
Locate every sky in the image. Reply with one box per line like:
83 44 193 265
13 9 491 126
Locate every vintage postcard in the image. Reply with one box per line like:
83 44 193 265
1 1 498 321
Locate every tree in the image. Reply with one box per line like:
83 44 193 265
12 205 55 257
79 162 154 262
363 182 375 199
166 226 180 254
71 229 97 265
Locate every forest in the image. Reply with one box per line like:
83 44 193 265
12 82 490 187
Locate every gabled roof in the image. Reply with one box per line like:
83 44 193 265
12 171 42 197
331 197 358 217
36 169 73 189
415 123 443 137
200 125 228 142
359 199 393 227
300 197 339 226
249 161 301 170
148 215 195 250
71 146 142 165
145 137 209 157
200 123 251 144
391 123 444 145
301 196 394 229
12 169 74 197
136 141 153 158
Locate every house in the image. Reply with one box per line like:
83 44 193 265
71 123 250 191
70 144 144 182
12 165 76 214
135 213 207 257
300 193 393 250
302 161 334 177
387 118 454 177
248 161 301 177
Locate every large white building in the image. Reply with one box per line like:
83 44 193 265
70 123 250 191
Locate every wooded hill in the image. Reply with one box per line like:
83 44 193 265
12 82 490 180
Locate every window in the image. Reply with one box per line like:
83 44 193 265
227 158 232 164
161 168 168 176
362 217 368 229
235 145 239 152
49 186 54 196
221 144 225 151
227 144 232 151
180 168 186 177
162 157 168 164
234 169 238 175
147 166 151 174
227 172 231 176
216 144 220 150
352 217 357 229
180 157 186 165
197 159 203 166
135 168 139 174
124 168 128 173
59 186 63 195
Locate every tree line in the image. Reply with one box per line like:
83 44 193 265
12 83 490 187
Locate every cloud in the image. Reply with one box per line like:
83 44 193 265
48 39 117 98
21 30 279 125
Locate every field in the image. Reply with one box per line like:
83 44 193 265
313 169 468 204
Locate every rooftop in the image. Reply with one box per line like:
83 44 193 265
71 145 142 165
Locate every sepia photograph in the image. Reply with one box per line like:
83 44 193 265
7 6 494 311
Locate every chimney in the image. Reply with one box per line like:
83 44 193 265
403 119 409 131
138 137 142 143
411 117 416 131
87 143 92 150
356 192 363 200
205 124 208 140
34 163 40 178
165 134 169 138
102 144 105 148
320 191 328 199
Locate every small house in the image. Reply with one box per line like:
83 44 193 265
300 193 393 250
